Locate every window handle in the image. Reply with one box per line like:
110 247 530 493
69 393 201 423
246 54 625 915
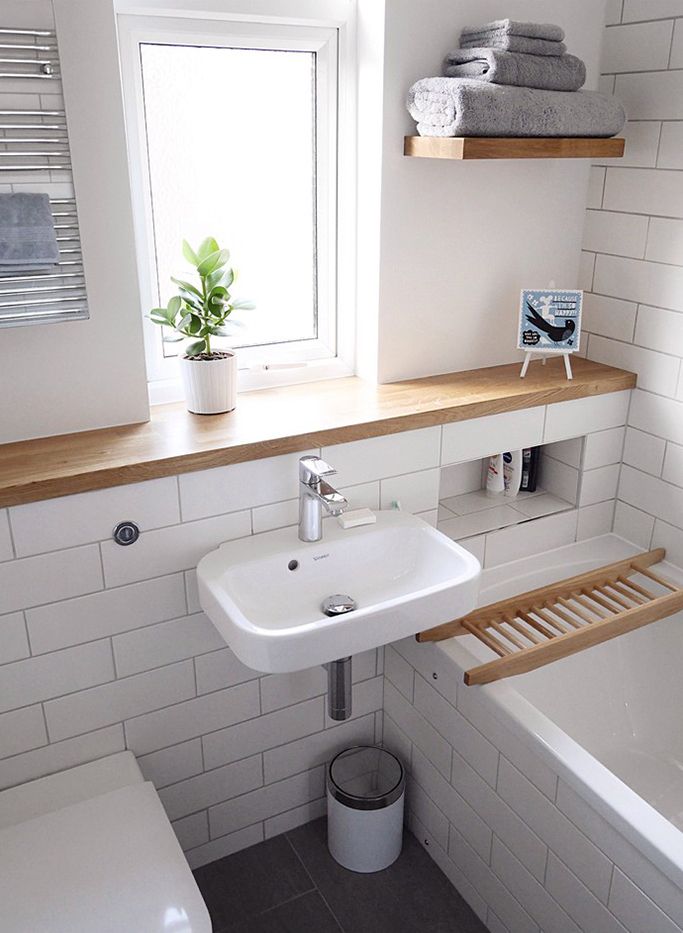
238 361 309 372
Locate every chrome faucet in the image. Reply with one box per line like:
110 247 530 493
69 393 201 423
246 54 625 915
298 456 348 542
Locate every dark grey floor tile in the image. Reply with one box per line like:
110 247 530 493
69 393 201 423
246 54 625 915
287 818 488 933
231 891 343 933
193 834 315 931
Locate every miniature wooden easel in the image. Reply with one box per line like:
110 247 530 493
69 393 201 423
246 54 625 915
520 351 573 380
519 280 576 381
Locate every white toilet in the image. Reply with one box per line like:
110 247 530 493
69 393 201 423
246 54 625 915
0 751 212 932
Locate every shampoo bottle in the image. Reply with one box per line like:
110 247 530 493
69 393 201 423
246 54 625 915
503 450 522 497
486 453 505 497
521 447 539 492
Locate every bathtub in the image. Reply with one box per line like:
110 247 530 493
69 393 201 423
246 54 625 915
438 534 683 908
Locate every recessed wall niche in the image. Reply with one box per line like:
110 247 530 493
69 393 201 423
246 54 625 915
437 436 583 547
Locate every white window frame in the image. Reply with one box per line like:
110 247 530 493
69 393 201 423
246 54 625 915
117 4 356 403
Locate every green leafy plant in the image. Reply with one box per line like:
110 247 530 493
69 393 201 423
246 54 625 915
148 237 255 357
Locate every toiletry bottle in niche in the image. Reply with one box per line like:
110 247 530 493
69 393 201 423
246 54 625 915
503 450 522 497
527 446 540 492
521 447 540 492
486 453 504 497
519 447 531 492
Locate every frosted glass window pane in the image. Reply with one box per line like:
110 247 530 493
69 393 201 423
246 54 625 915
140 43 317 351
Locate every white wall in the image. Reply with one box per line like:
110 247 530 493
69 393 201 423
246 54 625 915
0 0 610 441
354 0 386 383
373 0 608 382
579 1 683 568
0 0 149 444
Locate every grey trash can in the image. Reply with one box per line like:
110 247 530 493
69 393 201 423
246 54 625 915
326 745 405 872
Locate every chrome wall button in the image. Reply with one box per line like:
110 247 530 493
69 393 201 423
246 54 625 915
113 520 140 546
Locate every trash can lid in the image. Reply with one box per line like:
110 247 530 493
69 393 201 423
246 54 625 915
327 746 405 810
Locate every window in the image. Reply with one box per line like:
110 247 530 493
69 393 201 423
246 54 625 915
118 11 354 400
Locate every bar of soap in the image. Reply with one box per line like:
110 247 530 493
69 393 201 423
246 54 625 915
337 508 377 529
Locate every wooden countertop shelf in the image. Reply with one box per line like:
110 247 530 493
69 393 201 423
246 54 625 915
0 357 635 508
404 136 626 160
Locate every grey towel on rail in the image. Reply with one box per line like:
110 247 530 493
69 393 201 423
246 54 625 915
460 19 565 43
0 193 59 267
406 78 626 138
460 34 566 56
444 48 585 91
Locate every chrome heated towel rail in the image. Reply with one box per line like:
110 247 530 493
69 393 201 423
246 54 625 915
0 26 88 326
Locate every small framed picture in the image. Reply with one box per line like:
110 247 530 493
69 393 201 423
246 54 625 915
517 289 582 354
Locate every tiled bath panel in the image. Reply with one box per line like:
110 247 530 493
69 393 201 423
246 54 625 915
0 394 628 868
383 638 683 933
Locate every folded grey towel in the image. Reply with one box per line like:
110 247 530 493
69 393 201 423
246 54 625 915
460 34 566 56
461 19 565 42
0 193 59 267
444 49 586 91
406 78 626 138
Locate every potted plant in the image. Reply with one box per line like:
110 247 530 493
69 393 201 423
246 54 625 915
148 238 254 414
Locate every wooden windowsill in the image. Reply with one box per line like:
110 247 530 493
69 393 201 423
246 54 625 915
0 357 636 508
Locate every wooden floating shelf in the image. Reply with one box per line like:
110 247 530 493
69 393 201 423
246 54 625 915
418 549 683 685
404 136 625 160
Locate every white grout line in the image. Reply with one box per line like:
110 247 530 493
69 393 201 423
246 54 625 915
4 510 17 560
108 636 118 680
174 475 183 523
667 17 677 68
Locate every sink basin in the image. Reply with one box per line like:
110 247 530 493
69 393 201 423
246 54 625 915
197 510 481 673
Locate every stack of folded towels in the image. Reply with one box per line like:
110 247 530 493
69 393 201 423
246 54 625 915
407 19 625 138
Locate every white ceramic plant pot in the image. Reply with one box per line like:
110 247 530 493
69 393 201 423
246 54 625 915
179 352 237 415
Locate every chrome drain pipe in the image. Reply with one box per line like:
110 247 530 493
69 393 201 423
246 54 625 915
326 657 352 721
321 595 357 721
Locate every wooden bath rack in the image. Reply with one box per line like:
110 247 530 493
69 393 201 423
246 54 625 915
417 549 683 686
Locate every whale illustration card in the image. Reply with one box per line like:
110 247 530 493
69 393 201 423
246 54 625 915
517 289 582 354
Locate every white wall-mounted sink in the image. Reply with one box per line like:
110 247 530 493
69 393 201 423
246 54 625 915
197 510 481 673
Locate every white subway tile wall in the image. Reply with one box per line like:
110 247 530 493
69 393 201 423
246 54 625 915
0 431 425 864
576 499 616 540
385 637 683 933
0 510 13 562
0 613 29 665
0 705 47 760
441 408 545 464
0 406 633 867
583 2 683 562
0 545 103 614
10 477 180 557
0 725 125 792
582 293 637 341
602 19 673 74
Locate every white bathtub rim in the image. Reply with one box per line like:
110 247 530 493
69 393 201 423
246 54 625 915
438 534 683 894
